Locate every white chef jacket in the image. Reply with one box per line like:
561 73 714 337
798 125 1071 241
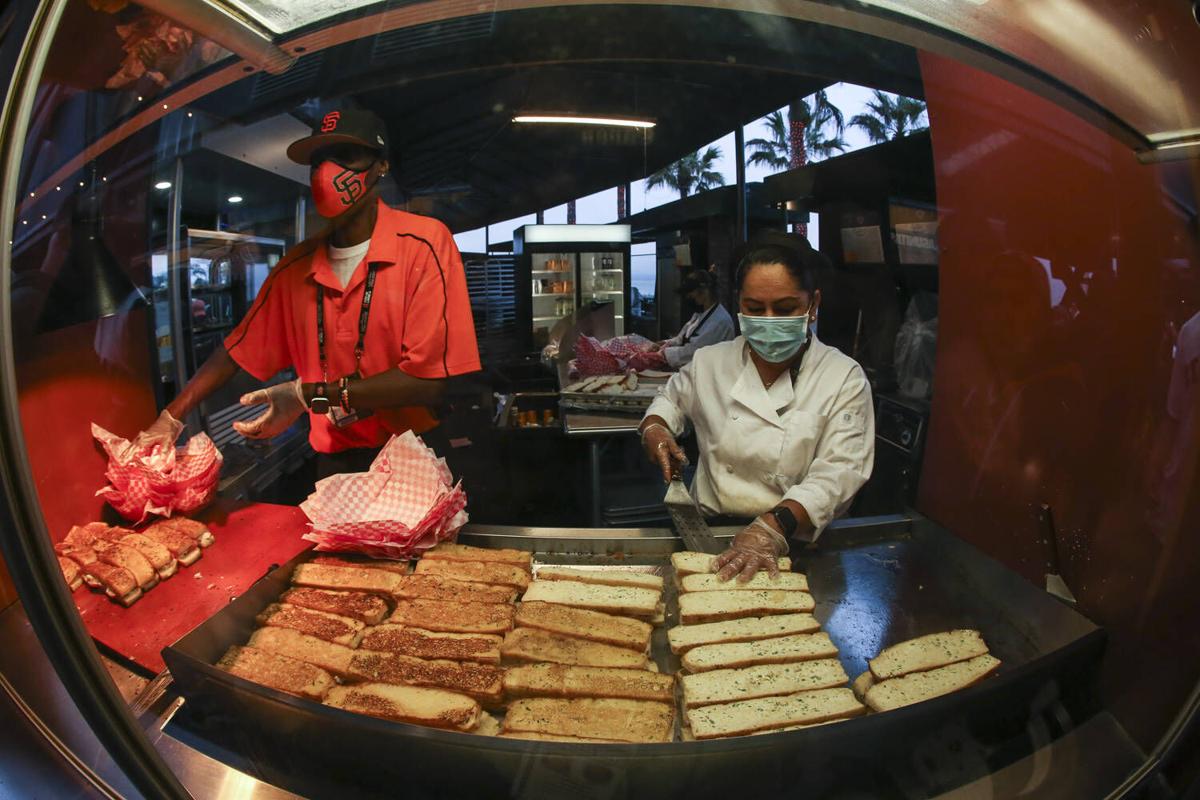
662 303 736 369
645 334 875 539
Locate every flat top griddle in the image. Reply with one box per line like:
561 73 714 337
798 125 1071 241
161 515 1104 800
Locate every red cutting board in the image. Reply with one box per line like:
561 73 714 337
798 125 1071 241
75 501 312 674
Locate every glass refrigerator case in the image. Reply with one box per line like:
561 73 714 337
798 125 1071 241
514 224 632 349
151 228 285 397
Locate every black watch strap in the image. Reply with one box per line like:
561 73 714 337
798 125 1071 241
310 382 330 414
770 505 798 538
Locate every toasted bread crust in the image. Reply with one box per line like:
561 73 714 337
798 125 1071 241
413 559 530 590
256 603 366 647
515 602 651 652
346 651 504 705
421 543 532 570
393 575 518 604
218 645 335 700
387 599 515 635
324 683 481 731
291 563 404 595
360 626 503 664
500 628 650 670
503 698 674 743
504 663 674 702
281 587 390 625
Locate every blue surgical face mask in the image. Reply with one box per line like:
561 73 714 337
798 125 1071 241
738 313 810 363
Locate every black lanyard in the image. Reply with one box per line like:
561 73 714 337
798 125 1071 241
316 263 378 382
680 304 720 346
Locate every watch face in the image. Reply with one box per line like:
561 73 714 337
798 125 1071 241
311 397 330 414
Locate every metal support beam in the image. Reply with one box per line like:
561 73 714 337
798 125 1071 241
734 124 747 245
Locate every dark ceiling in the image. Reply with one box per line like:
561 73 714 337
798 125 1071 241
193 4 924 232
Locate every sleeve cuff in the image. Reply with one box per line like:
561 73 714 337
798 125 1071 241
644 395 685 435
223 342 277 382
782 485 834 539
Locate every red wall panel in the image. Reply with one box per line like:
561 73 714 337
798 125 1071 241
918 51 1200 747
15 309 158 543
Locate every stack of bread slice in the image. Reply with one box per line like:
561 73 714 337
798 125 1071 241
668 551 866 739
497 566 675 743
217 543 533 735
852 630 1000 712
55 519 215 607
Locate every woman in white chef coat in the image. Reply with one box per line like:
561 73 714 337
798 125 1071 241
652 269 735 368
639 241 875 581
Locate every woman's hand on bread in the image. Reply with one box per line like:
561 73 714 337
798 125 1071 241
713 517 789 582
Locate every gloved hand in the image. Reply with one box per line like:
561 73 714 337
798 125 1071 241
713 516 789 582
127 409 183 459
233 379 306 440
640 422 688 483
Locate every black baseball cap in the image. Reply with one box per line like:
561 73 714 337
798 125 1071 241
286 108 389 165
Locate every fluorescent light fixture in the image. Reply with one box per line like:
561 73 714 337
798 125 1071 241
523 224 631 244
155 181 172 190
228 195 243 203
513 115 655 129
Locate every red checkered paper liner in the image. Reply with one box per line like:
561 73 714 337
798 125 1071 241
92 422 222 523
300 431 468 560
570 333 661 377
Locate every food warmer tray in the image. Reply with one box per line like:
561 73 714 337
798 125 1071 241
558 388 658 414
161 517 1104 800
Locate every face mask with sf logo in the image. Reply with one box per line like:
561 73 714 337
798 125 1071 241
311 160 375 218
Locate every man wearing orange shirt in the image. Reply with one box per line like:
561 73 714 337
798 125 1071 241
138 109 480 476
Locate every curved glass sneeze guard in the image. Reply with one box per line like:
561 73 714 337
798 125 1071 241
1 0 1198 798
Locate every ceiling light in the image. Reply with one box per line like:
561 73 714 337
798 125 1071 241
513 115 656 129
155 181 172 190
228 195 243 203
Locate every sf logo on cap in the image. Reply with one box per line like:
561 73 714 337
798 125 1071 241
321 111 341 132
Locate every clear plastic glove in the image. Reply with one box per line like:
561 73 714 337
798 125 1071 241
641 422 688 483
127 409 183 460
233 379 305 440
712 517 789 583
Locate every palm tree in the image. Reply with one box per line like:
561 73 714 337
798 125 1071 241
746 91 846 234
746 91 848 173
645 145 725 200
849 90 928 144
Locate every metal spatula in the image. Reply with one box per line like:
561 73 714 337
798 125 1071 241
664 477 721 554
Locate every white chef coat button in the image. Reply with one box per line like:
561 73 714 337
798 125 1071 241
726 464 734 473
731 413 739 420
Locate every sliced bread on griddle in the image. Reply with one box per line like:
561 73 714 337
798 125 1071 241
678 590 814 624
667 614 821 655
681 658 848 707
868 630 989 680
521 580 661 619
686 687 865 739
671 551 791 578
680 572 808 594
681 632 837 673
536 566 664 593
865 653 1001 712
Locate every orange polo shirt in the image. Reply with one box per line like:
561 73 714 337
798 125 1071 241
223 201 481 453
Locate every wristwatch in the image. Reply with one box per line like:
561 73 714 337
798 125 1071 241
769 505 798 538
309 382 330 415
